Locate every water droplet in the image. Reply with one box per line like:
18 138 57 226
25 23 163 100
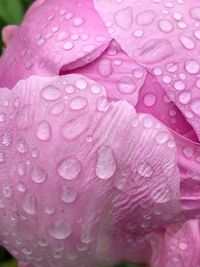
37 238 48 247
68 97 87 111
184 59 200 74
0 113 5 122
36 120 51 141
96 97 109 112
137 162 153 177
57 31 69 41
173 80 185 91
158 19 173 33
118 77 136 94
178 240 188 250
194 30 200 40
2 133 12 147
61 186 77 203
17 162 26 177
31 166 47 183
63 41 74 50
180 35 195 50
190 98 200 116
156 131 169 144
3 185 12 198
96 146 116 180
98 58 113 77
16 139 28 154
75 78 88 90
61 115 90 140
81 233 92 244
182 146 193 158
143 93 157 107
114 7 133 30
178 91 191 104
57 158 81 180
41 86 62 101
49 220 71 240
136 10 156 25
91 84 101 94
49 102 65 116
137 39 173 64
73 17 84 27
133 29 144 38
17 182 26 192
190 7 200 20
22 194 37 215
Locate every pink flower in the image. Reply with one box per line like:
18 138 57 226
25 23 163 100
0 0 200 267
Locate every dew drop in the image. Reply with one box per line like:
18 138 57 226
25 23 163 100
96 146 116 180
75 78 88 90
180 35 195 50
114 7 133 30
136 10 156 25
98 58 113 77
49 220 71 240
190 7 200 20
158 19 173 33
117 77 136 94
178 91 191 104
31 166 47 183
41 86 62 101
68 97 87 111
57 158 81 180
143 93 157 107
184 59 200 74
61 186 77 203
156 131 169 144
49 102 65 116
61 115 90 140
173 80 185 91
190 98 200 116
36 120 51 141
22 194 37 215
16 139 28 154
63 41 74 50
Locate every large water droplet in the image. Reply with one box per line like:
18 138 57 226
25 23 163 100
117 77 136 94
180 35 195 50
136 10 156 25
68 97 87 111
61 186 77 203
96 146 116 180
31 166 47 183
98 58 113 77
36 120 51 141
61 116 90 141
41 86 62 101
184 59 200 74
158 19 173 33
114 7 133 30
49 220 71 240
22 194 37 215
57 158 81 180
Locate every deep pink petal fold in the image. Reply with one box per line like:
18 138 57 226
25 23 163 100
0 0 111 88
0 74 180 267
94 0 200 140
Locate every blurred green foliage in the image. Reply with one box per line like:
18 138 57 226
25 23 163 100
0 1 145 267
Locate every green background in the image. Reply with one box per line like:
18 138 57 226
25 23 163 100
0 1 146 266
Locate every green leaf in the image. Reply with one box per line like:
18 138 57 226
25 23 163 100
0 259 18 267
0 0 24 25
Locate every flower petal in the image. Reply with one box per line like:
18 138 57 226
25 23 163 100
61 40 147 106
94 0 200 140
0 74 179 266
0 0 111 88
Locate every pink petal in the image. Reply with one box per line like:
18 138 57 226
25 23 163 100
94 0 200 140
61 40 147 106
0 0 111 88
136 73 199 142
2 25 19 47
0 74 179 266
147 220 200 267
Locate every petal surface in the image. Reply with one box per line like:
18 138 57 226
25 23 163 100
61 40 147 106
94 0 200 140
0 74 180 266
0 0 111 88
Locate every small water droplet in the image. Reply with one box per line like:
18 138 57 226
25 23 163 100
143 93 157 107
75 78 88 90
180 35 195 50
190 6 200 20
117 77 136 94
137 162 153 177
136 10 156 25
98 58 113 77
156 131 169 144
16 139 28 154
114 7 133 30
68 97 87 111
31 166 47 183
184 59 200 74
158 19 173 33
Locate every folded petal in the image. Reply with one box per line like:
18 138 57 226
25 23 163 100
2 25 19 47
0 0 111 88
0 74 179 266
147 220 200 267
94 0 200 140
61 40 147 106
